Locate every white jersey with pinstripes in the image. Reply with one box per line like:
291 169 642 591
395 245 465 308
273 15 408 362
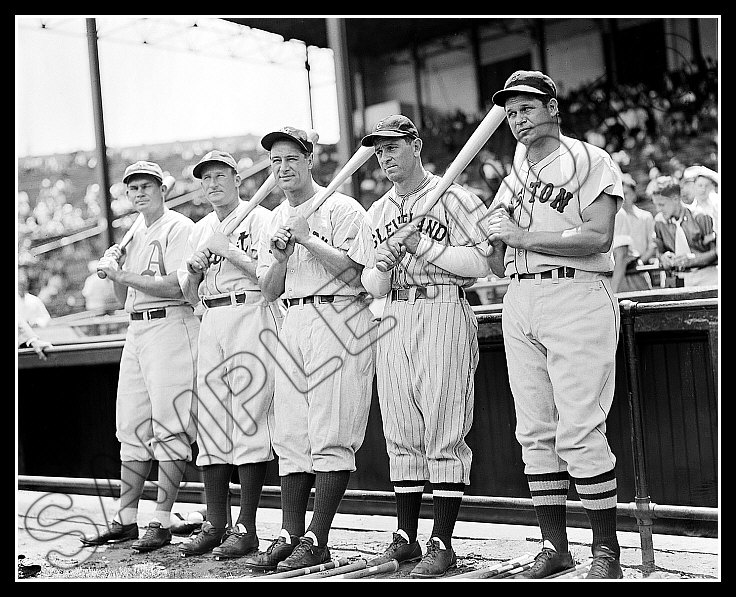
351 173 490 289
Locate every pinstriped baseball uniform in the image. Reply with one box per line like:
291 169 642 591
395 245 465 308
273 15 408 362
490 133 623 478
177 201 281 467
350 173 489 485
256 191 376 475
117 209 200 462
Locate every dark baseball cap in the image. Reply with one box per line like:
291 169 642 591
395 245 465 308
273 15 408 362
192 150 238 179
123 160 164 184
261 126 314 154
492 70 558 107
361 114 420 147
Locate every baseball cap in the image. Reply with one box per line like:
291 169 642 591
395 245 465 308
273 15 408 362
192 150 239 179
361 114 420 147
683 165 718 185
123 160 164 184
261 126 314 153
492 70 558 107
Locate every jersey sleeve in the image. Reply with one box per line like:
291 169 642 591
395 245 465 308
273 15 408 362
330 196 367 252
578 150 624 212
443 184 491 247
347 207 378 268
165 216 195 276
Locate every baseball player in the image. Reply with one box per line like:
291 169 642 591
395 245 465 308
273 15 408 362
242 127 375 572
81 161 200 552
352 115 490 578
485 70 624 579
175 150 282 559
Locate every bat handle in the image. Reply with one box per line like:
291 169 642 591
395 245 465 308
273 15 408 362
97 270 107 279
376 262 388 273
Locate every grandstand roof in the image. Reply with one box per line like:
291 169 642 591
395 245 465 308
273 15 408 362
224 17 535 56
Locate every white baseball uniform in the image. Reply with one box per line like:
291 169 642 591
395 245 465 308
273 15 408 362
490 133 623 478
351 173 490 485
178 201 282 467
117 208 200 462
256 191 376 475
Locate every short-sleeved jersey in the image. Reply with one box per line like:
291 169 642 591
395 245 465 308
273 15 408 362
255 189 368 299
122 209 194 312
613 205 656 258
178 201 272 301
348 172 490 289
491 134 624 275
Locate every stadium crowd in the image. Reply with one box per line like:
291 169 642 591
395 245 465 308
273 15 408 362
17 61 717 320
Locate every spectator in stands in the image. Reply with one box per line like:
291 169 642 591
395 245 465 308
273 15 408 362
82 260 122 314
612 174 657 293
17 305 53 361
685 165 720 236
651 176 718 288
18 265 51 328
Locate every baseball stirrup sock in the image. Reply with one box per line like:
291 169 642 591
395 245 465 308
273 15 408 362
280 472 316 537
202 464 234 529
236 461 269 531
574 469 620 557
394 480 426 543
430 483 464 549
527 472 570 553
307 470 351 547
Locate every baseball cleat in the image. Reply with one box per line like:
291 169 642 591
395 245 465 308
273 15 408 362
275 536 330 572
368 531 422 567
131 521 171 552
585 545 623 579
515 547 574 578
409 537 457 578
242 532 299 570
212 523 259 560
178 521 226 557
80 520 139 546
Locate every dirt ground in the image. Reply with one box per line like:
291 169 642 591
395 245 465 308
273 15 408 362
16 491 720 581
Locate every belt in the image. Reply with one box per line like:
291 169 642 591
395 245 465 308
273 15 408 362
130 308 167 321
284 295 335 308
202 291 258 309
390 286 465 301
513 267 576 280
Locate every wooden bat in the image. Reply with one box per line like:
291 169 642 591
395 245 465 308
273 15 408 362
328 558 399 579
218 129 320 239
444 552 535 579
273 144 375 250
548 559 592 579
97 174 176 278
375 103 507 272
261 557 352 579
301 558 367 578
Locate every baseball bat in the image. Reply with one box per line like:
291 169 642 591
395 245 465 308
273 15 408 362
375 103 507 272
443 552 535 579
547 559 592 579
97 174 177 279
273 144 375 250
261 557 352 579
219 129 320 238
328 558 399 579
299 559 367 578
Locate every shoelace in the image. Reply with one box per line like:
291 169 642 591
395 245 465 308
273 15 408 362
289 537 315 559
221 528 246 546
141 525 163 541
265 537 284 554
385 534 407 553
529 548 556 572
422 541 440 562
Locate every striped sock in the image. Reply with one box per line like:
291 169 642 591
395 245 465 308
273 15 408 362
306 470 351 546
574 469 620 557
394 480 426 543
202 464 233 529
235 461 269 532
527 472 569 553
280 472 315 538
430 483 464 549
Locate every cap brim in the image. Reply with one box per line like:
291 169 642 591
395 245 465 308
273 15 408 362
123 171 163 184
261 132 312 153
360 130 412 147
492 85 550 106
192 159 237 179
